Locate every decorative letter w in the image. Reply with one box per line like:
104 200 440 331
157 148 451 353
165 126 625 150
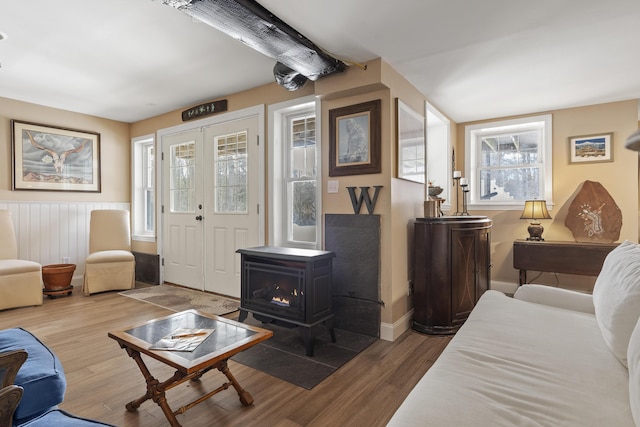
347 186 383 214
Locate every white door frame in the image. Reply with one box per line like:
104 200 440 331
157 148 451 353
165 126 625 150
156 105 265 285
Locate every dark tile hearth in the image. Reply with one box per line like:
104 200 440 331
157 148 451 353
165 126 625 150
231 314 376 389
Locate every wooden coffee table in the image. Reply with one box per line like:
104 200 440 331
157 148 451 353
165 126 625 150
108 309 273 427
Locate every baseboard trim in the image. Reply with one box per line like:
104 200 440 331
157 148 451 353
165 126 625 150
380 308 414 342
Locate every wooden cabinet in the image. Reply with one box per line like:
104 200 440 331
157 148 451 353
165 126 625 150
412 216 492 334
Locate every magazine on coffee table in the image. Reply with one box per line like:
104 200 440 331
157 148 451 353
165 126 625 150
149 327 215 352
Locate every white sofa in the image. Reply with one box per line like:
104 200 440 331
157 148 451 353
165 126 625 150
389 240 640 426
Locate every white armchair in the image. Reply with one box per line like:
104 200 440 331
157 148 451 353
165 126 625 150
0 210 42 310
82 210 135 296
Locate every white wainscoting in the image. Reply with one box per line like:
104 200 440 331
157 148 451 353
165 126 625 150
0 201 130 285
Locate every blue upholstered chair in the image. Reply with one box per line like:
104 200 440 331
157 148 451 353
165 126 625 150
0 385 115 426
0 328 114 426
0 328 66 423
19 408 116 426
0 328 113 427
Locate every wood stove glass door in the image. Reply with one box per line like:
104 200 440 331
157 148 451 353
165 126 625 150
203 116 260 298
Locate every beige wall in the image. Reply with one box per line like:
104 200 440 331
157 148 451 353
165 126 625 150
458 99 639 292
0 97 130 203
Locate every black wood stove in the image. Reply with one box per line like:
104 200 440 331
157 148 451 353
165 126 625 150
236 246 335 356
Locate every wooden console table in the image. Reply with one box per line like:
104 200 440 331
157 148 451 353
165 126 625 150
513 240 619 286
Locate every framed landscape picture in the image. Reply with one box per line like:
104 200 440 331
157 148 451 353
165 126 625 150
12 120 101 192
568 132 613 164
328 99 381 176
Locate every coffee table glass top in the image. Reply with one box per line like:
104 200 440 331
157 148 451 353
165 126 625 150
124 310 257 362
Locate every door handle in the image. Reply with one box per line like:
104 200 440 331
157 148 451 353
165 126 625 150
195 215 203 221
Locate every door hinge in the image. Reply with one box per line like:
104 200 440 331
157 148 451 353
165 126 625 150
256 135 259 146
161 152 164 161
161 258 164 266
257 204 260 214
161 205 164 214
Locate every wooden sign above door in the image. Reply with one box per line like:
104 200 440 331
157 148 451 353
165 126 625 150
182 99 228 122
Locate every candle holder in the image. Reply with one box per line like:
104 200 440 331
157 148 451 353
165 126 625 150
461 184 470 215
453 176 462 215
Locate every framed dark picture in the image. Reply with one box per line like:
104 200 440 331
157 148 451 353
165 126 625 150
329 99 381 176
568 132 613 164
11 120 101 192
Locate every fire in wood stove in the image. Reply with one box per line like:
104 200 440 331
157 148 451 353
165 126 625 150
253 283 303 308
244 264 305 321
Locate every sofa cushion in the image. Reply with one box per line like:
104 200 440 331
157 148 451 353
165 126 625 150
0 259 41 274
514 284 595 314
593 240 640 366
85 250 134 264
628 317 640 426
388 290 633 426
0 328 66 422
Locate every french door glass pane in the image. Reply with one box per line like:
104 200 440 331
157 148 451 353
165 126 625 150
169 142 195 213
215 132 248 213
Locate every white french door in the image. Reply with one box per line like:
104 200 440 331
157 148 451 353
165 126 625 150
203 117 260 297
160 109 262 297
161 129 204 289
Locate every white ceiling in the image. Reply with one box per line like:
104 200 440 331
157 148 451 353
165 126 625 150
1 0 639 124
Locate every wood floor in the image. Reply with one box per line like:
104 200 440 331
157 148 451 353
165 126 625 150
0 286 450 427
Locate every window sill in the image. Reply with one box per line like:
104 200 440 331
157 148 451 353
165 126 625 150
467 202 554 211
132 235 156 243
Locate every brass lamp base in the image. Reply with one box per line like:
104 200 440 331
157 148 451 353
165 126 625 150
527 221 545 241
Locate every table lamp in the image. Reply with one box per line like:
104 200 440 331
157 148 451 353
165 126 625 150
520 200 551 241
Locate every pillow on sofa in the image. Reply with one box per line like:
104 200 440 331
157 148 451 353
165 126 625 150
593 240 640 367
627 317 640 425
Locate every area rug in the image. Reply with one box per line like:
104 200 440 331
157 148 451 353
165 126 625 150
119 284 240 316
230 314 377 389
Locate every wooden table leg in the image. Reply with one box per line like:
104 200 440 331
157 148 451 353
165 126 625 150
122 347 184 427
218 360 253 406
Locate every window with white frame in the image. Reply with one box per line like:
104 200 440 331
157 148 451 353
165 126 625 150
132 135 155 240
465 114 552 209
269 97 320 249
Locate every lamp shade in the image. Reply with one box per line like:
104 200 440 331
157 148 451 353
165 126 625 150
520 200 551 220
625 129 640 151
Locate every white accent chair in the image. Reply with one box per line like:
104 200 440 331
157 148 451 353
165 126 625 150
82 210 135 296
0 210 42 310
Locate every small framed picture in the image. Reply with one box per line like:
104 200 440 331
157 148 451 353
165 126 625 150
328 99 381 176
568 132 613 164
